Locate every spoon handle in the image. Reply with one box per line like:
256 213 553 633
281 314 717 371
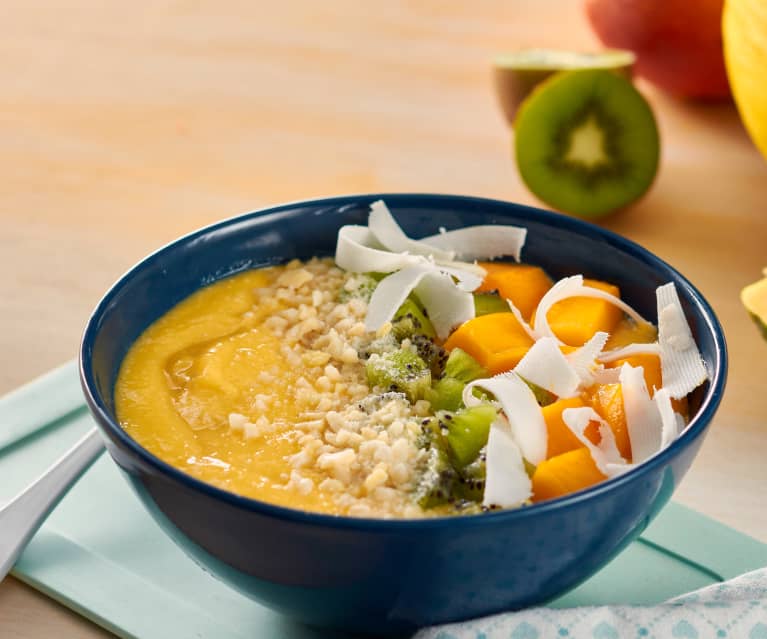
0 427 104 581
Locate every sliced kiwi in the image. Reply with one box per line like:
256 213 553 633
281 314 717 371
474 291 511 317
392 298 436 340
424 347 488 413
443 404 498 468
416 417 493 509
365 349 431 403
417 458 457 509
443 348 488 383
416 418 458 508
514 69 659 218
411 333 448 379
455 457 486 502
493 49 635 125
426 376 466 412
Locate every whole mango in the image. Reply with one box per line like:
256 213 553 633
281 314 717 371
724 0 767 160
585 0 730 99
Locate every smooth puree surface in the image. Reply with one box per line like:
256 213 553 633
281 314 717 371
115 267 339 513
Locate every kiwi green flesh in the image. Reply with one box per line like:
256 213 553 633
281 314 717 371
392 298 436 340
443 347 488 383
365 349 431 403
474 291 511 317
417 446 457 508
416 417 488 509
412 334 448 379
455 458 486 502
493 49 634 125
426 377 466 412
443 404 497 468
416 419 455 508
514 69 659 218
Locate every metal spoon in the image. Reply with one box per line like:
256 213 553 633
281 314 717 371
0 427 104 580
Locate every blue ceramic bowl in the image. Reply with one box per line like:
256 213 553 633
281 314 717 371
80 194 726 635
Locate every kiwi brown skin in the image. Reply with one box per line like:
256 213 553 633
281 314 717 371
493 49 635 126
494 67 558 126
513 69 660 219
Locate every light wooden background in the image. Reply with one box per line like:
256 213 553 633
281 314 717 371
1 1 766 637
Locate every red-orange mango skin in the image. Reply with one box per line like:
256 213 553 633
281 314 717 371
585 0 730 99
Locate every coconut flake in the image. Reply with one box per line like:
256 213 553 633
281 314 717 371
657 283 709 400
364 265 433 334
334 223 485 279
482 418 532 508
599 342 661 363
482 417 532 508
463 372 547 464
561 407 629 477
364 265 475 339
506 298 540 341
592 367 622 384
413 272 476 339
655 387 680 449
619 363 663 464
533 276 584 341
437 264 485 292
568 331 609 386
366 201 487 277
335 225 425 274
422 225 527 262
533 275 649 345
368 200 456 261
514 336 580 398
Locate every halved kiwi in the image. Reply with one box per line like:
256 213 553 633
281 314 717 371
493 48 635 125
514 69 659 219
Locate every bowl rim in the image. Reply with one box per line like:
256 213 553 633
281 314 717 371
80 192 728 530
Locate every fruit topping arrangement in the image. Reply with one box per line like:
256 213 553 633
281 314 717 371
337 201 709 511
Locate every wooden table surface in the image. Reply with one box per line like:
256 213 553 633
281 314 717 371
1 1 766 636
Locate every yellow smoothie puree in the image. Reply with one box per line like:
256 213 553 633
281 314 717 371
115 268 325 509
115 258 660 518
116 259 432 518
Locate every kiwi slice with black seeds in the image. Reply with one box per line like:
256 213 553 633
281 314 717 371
426 376 466 412
443 404 497 468
392 298 436 340
365 349 431 403
416 418 458 508
514 69 659 218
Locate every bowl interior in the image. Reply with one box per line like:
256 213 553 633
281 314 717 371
82 193 725 496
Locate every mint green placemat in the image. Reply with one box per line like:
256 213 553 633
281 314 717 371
2 362 766 638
